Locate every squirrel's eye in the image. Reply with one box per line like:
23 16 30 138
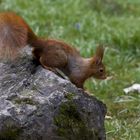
99 68 103 73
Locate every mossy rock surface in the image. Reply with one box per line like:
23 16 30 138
54 101 97 140
0 54 106 140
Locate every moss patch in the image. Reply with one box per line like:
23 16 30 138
0 124 21 140
64 93 75 100
0 128 21 140
14 98 36 105
54 101 98 140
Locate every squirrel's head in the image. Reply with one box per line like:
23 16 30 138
90 45 106 80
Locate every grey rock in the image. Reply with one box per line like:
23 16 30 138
0 55 107 140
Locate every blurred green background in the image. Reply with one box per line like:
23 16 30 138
0 0 140 139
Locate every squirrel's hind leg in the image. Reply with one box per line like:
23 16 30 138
39 54 69 80
39 49 67 71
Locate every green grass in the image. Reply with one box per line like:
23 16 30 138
0 0 140 139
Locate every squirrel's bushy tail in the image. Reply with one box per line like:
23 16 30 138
0 22 29 60
0 12 37 60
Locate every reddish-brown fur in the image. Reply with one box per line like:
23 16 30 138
0 12 106 88
0 12 38 59
32 39 106 88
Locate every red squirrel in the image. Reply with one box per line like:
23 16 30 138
0 12 106 88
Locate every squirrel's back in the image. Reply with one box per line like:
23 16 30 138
0 12 36 60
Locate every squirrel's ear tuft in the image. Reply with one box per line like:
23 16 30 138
95 45 104 60
93 45 104 65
